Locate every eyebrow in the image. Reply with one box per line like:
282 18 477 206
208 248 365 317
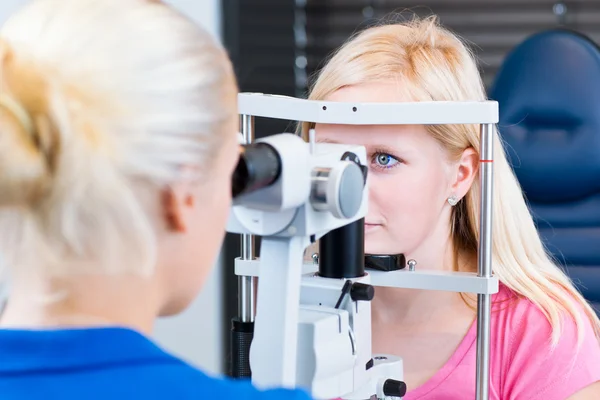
316 138 404 155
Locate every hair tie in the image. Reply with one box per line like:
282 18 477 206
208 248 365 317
0 93 34 137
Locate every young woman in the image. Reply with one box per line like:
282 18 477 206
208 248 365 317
303 16 600 400
0 1 309 399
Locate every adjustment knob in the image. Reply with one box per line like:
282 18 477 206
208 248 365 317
383 379 407 398
310 161 364 219
350 282 375 302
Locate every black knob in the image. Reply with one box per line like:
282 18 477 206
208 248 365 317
383 379 407 397
350 282 375 302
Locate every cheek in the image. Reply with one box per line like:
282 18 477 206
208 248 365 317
366 168 447 252
369 167 441 215
187 176 232 266
177 181 231 301
370 173 427 223
195 177 232 243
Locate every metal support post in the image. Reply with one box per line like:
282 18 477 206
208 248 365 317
230 114 257 378
476 123 494 399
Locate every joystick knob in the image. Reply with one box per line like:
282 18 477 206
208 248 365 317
350 282 375 302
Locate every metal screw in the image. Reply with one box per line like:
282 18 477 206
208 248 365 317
312 253 319 264
553 2 567 24
553 2 567 16
408 259 417 271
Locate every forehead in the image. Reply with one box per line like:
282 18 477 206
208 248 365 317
315 123 421 145
314 82 434 148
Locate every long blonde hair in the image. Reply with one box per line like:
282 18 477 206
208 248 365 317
0 0 237 278
302 15 600 345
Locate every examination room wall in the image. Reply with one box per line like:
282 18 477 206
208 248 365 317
0 0 226 376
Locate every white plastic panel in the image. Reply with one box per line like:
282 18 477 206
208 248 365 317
238 93 499 125
368 269 499 295
235 259 498 295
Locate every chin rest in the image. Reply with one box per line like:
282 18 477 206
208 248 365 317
490 29 600 312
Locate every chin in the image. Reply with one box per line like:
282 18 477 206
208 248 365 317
365 241 401 256
365 236 391 255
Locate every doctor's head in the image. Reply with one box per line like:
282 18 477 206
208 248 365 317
0 0 238 319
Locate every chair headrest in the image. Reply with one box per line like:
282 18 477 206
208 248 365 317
490 30 600 204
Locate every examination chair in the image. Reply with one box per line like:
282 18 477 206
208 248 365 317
490 29 600 312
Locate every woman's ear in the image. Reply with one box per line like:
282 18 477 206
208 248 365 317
451 147 479 201
162 183 195 233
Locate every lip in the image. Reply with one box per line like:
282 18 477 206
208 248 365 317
364 223 382 233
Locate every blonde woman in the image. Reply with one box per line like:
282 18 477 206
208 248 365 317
0 0 310 399
303 16 600 400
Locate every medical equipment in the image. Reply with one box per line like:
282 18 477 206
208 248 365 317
227 93 499 400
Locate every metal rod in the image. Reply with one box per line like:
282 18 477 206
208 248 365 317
476 123 494 400
239 114 256 323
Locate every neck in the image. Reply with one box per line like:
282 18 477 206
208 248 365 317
0 271 162 336
371 220 477 326
372 287 472 327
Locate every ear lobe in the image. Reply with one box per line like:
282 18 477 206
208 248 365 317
161 164 201 233
185 194 194 207
162 186 188 233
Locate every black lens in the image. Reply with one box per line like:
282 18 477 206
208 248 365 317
232 142 282 198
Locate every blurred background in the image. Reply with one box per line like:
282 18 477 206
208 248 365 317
2 0 600 379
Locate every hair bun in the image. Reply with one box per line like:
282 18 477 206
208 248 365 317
0 93 50 207
0 94 34 135
0 43 50 208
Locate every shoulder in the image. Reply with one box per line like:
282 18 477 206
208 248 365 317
0 327 312 400
124 330 311 399
490 284 600 400
79 328 311 400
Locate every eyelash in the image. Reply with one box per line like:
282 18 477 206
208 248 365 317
370 150 403 171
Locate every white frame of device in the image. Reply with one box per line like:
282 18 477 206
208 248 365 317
235 92 499 400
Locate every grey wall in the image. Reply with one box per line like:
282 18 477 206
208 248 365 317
0 0 24 22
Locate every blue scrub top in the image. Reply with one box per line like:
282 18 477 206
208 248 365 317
0 327 312 400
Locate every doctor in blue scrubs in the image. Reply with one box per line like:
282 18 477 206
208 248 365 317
0 0 310 399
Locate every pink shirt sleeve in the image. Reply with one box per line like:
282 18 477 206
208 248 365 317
503 299 600 400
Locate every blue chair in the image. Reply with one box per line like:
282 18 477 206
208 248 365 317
490 29 600 312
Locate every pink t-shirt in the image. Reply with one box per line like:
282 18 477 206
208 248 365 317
403 284 600 400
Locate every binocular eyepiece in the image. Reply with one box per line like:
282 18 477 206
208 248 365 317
232 142 282 199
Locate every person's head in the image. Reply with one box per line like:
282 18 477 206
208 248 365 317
304 18 484 264
303 15 600 344
0 0 239 318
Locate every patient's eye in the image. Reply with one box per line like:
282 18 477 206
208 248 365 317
372 152 401 170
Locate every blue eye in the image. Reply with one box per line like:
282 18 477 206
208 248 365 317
374 153 399 168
